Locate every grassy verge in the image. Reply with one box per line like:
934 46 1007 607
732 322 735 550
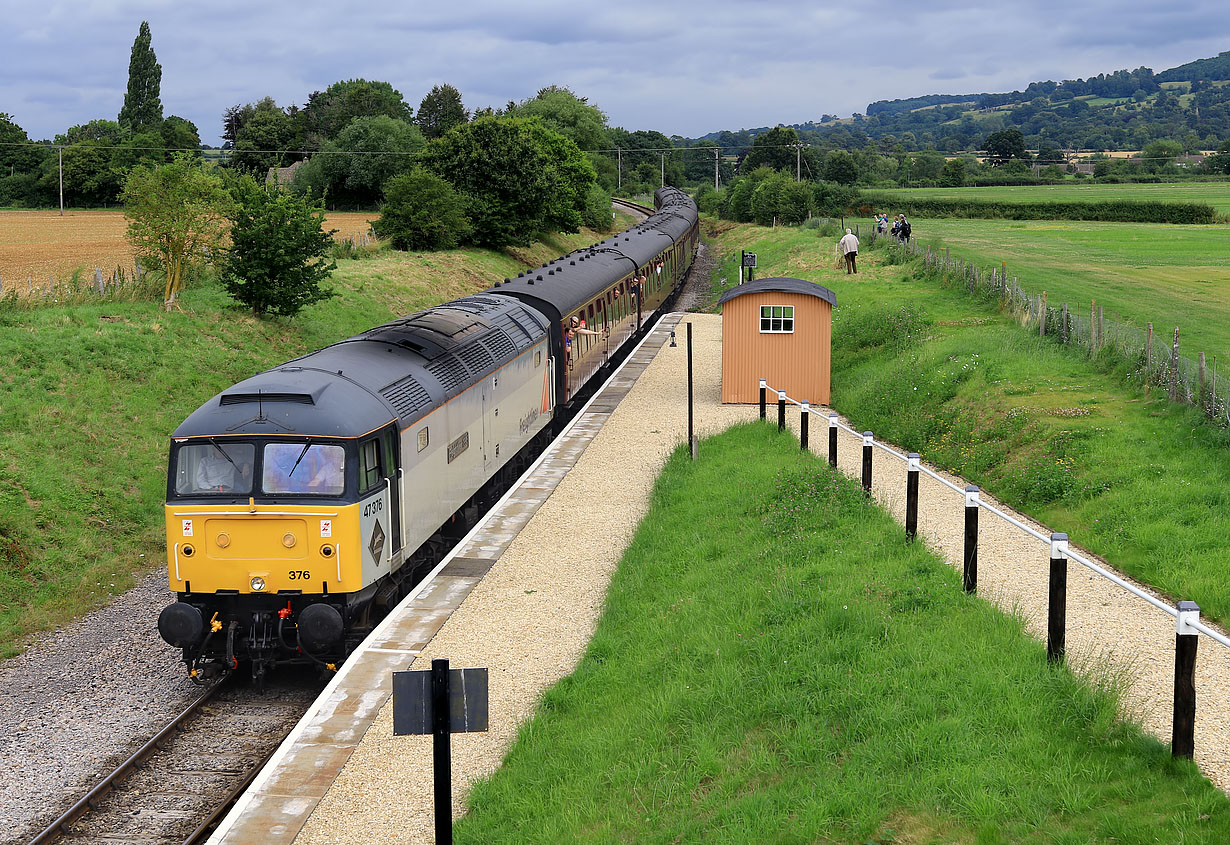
700 219 1230 625
0 224 620 657
910 218 1230 365
869 183 1230 216
456 424 1230 842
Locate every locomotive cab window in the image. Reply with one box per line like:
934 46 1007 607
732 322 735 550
359 438 382 492
175 441 255 495
262 442 345 495
760 305 795 334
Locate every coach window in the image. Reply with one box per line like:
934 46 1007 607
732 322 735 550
760 305 795 334
262 442 345 495
359 438 382 493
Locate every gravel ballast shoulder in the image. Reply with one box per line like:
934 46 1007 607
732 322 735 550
290 313 1230 844
0 572 199 845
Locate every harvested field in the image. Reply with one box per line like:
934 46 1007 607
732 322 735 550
0 209 377 287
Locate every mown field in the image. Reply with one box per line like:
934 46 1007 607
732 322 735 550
0 209 378 285
873 182 1230 214
0 219 628 656
702 218 1230 626
912 218 1230 365
458 424 1230 842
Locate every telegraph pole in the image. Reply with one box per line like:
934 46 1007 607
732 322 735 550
660 152 665 187
617 147 622 190
713 148 720 190
796 144 802 182
58 146 64 216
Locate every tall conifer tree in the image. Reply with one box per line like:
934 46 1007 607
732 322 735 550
118 21 163 132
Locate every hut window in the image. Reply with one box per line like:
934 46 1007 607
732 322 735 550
760 305 795 333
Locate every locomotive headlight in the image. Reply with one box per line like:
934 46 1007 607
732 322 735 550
216 533 231 549
250 576 266 592
282 533 297 548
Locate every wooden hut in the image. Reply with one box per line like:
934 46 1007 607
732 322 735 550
718 277 836 405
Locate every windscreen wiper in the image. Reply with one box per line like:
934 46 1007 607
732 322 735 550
209 437 238 469
288 442 311 477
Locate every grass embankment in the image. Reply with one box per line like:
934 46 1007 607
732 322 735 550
0 223 626 657
702 219 1230 625
456 424 1230 842
859 194 1218 224
868 183 1230 216
913 218 1230 365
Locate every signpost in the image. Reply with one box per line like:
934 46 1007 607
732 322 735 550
393 659 489 845
740 250 757 284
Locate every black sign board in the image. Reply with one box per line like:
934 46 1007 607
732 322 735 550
741 252 757 268
393 666 489 735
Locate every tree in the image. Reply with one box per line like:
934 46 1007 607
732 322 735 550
419 115 598 247
122 156 230 308
1141 138 1182 172
415 84 469 140
940 157 966 187
295 115 424 206
823 149 858 185
221 177 337 317
742 127 815 175
230 100 298 173
303 79 413 145
375 168 471 250
983 129 1028 165
161 116 201 155
118 21 163 132
506 86 609 151
0 113 46 175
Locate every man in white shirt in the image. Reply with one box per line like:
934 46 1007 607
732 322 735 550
839 228 859 274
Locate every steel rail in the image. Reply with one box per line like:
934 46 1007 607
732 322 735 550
27 677 231 845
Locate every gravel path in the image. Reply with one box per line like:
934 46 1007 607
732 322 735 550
0 572 199 845
293 313 1230 844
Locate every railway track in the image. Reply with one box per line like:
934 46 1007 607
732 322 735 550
27 673 321 845
611 197 653 219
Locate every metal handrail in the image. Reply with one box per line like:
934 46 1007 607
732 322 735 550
761 379 1223 644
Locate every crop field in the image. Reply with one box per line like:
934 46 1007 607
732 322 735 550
0 209 376 285
875 182 1230 214
915 217 1230 363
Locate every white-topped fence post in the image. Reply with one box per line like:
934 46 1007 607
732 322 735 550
1172 601 1200 759
905 453 920 540
963 485 980 594
759 379 767 420
861 431 873 495
828 414 838 467
800 402 809 451
777 390 787 433
1047 533 1069 663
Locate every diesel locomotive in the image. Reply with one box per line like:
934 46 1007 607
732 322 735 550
157 188 699 681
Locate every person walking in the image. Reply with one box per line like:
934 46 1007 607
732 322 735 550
839 228 860 274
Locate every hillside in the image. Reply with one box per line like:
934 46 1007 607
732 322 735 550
690 51 1230 153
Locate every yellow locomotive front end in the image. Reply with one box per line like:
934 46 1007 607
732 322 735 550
158 434 397 682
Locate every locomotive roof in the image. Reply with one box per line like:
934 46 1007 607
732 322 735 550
172 294 548 439
489 187 697 320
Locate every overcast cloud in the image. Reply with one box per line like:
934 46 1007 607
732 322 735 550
2 0 1228 146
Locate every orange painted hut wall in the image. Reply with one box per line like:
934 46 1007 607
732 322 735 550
721 291 831 404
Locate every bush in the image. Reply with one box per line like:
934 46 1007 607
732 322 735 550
580 183 613 231
221 178 337 317
375 168 471 251
859 193 1218 224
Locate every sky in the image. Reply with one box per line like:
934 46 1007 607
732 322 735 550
2 0 1229 147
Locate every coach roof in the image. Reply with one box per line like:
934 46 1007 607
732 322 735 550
717 277 837 308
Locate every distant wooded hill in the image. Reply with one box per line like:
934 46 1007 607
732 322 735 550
691 51 1230 153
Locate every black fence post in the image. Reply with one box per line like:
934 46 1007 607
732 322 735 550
759 379 766 420
800 403 809 451
963 486 979 594
1047 533 1068 664
861 431 873 495
432 657 453 845
1172 601 1200 759
777 390 786 432
905 453 920 540
828 414 838 467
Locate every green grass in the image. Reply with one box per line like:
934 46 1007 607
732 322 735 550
0 224 621 657
914 218 1230 364
456 424 1230 842
874 183 1230 215
701 219 1230 625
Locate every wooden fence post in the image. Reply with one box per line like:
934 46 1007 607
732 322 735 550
1199 353 1207 414
1170 328 1181 403
1047 533 1069 663
905 453 920 540
828 413 838 468
1146 323 1154 384
1172 601 1200 759
963 486 979 594
861 432 873 495
1090 300 1097 349
1039 291 1048 336
1097 306 1104 349
1061 303 1069 343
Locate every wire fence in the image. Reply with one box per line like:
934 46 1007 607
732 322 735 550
757 379 1230 762
893 238 1230 424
